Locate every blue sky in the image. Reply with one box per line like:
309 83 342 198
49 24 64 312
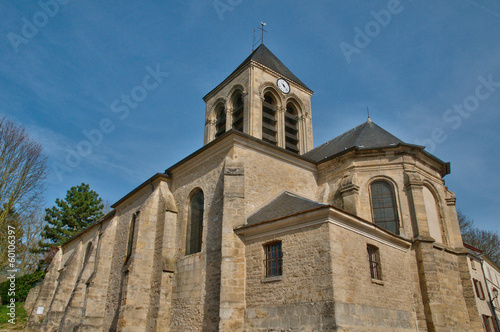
1 1 499 233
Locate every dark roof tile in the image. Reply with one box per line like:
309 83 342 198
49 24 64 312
246 192 325 225
303 118 404 162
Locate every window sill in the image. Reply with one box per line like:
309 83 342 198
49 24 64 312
371 278 384 286
262 276 282 283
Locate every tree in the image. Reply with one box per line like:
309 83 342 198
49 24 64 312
37 183 104 253
458 210 500 266
0 117 48 227
0 118 48 280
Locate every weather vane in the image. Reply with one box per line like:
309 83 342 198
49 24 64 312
259 22 267 44
252 22 267 51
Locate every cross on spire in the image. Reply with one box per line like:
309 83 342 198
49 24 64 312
259 22 267 44
252 22 267 51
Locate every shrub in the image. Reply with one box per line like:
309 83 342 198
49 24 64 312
0 270 45 304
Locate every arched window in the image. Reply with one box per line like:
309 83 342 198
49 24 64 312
186 189 204 255
262 92 277 145
84 242 92 265
125 213 138 263
81 241 93 273
232 93 244 132
370 180 399 235
215 104 226 138
285 103 299 154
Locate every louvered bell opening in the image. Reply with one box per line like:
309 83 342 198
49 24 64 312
215 108 226 139
285 108 299 153
232 94 244 132
262 102 277 145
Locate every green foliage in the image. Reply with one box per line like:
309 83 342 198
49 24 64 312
36 183 104 254
0 270 45 304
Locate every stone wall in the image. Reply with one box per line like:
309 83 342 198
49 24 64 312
169 146 227 331
328 220 418 331
243 223 335 331
236 145 317 216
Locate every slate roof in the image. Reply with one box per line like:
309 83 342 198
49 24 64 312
244 44 310 90
303 118 406 162
204 44 311 99
246 192 325 225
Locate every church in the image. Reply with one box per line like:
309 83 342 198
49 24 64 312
26 44 484 331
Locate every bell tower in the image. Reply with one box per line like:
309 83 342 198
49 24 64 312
203 44 314 154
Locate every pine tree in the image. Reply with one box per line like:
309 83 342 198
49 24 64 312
37 183 104 253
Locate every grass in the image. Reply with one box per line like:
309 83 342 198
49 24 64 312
0 302 27 330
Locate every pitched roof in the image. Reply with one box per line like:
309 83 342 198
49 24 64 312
244 44 310 90
303 118 405 162
246 192 325 225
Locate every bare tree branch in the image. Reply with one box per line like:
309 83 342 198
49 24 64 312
458 210 500 266
0 117 48 225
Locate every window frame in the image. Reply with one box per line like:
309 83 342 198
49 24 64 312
367 244 382 281
473 278 486 300
264 241 283 278
185 189 204 256
284 102 300 154
214 103 226 138
125 212 138 264
262 92 278 145
232 92 244 132
482 315 499 332
370 179 400 235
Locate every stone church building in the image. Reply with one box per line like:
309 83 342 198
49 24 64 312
27 44 484 331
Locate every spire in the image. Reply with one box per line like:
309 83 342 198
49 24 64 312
367 107 372 123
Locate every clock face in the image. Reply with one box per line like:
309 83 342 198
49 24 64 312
277 78 290 94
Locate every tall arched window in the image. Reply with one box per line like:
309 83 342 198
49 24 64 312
285 103 299 154
186 189 204 255
370 180 399 235
84 242 92 265
81 242 93 273
262 92 277 145
232 93 244 132
125 213 138 263
215 104 226 139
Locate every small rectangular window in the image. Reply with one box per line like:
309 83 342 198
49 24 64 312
264 241 282 278
470 258 476 270
473 279 485 300
492 316 499 332
482 315 498 332
367 245 381 280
